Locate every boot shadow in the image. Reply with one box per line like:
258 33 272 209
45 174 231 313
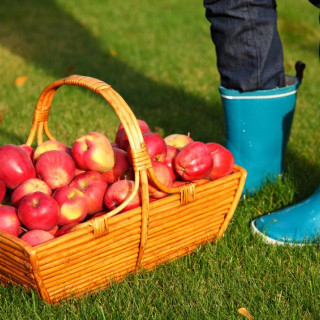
285 147 320 200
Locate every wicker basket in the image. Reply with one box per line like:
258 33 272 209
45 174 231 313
0 75 247 304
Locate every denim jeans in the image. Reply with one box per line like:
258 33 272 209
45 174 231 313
204 0 286 92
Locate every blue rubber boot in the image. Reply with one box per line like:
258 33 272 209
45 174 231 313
251 186 320 245
220 72 302 194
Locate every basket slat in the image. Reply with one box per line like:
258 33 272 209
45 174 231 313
0 272 37 290
146 206 229 243
43 247 139 290
143 232 220 270
38 212 142 263
48 263 135 302
39 226 141 273
144 211 227 256
47 255 138 300
40 231 141 280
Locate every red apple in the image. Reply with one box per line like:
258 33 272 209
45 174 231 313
55 222 79 237
143 132 167 161
0 179 6 203
104 180 141 212
172 180 189 187
89 211 107 219
123 167 135 180
75 168 86 176
48 225 59 236
164 133 194 150
33 140 68 162
18 191 59 231
175 142 213 181
20 230 54 246
0 144 36 189
53 186 88 225
20 144 35 161
115 119 150 150
128 132 167 164
0 205 20 237
207 142 235 180
101 147 130 184
35 150 76 190
69 171 108 215
148 161 173 199
71 132 115 172
11 178 52 207
164 145 179 180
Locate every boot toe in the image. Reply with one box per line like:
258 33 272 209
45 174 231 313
251 194 320 245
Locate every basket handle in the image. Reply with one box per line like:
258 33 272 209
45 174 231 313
26 75 194 200
27 75 145 151
26 75 156 219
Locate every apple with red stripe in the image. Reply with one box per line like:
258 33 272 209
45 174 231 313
20 230 54 246
164 133 193 150
11 178 51 207
175 142 213 181
0 205 20 237
104 180 141 213
53 186 88 225
115 119 150 151
148 161 173 199
101 147 130 184
207 142 235 180
0 144 36 189
72 132 115 173
33 140 69 162
36 150 76 190
18 191 59 231
0 180 6 203
69 171 108 215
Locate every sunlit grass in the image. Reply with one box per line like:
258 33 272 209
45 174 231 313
0 0 320 319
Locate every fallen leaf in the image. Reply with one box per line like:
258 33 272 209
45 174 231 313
238 307 253 319
109 49 118 57
15 76 28 86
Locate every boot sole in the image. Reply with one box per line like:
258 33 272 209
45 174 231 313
250 219 307 246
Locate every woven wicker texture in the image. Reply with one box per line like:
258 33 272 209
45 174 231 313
0 75 247 303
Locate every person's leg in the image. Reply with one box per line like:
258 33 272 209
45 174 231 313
251 2 320 245
204 0 285 92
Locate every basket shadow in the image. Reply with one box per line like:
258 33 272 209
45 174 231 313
0 0 224 143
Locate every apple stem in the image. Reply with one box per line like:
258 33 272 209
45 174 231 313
32 199 39 207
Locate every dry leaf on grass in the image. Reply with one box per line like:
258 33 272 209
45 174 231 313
238 307 253 319
15 76 28 86
109 49 118 57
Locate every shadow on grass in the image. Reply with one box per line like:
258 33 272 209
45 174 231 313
0 0 224 143
285 147 320 200
1 0 318 194
0 127 26 145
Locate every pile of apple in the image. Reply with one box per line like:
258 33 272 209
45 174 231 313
0 119 234 247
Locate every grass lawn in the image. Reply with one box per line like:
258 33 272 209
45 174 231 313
0 0 320 319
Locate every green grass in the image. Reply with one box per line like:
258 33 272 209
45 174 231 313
0 0 320 318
